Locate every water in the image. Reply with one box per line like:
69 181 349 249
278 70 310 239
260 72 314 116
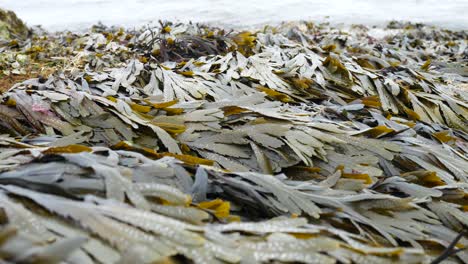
1 0 467 31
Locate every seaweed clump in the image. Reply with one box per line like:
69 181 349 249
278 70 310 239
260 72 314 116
0 8 30 40
0 12 467 264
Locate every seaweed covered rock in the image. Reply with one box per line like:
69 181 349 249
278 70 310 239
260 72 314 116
0 21 467 264
0 8 29 40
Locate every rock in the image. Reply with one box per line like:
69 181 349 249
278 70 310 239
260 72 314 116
0 8 29 40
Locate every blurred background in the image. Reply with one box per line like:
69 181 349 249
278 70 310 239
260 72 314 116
1 0 467 31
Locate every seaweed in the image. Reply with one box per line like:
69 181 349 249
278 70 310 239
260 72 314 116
0 16 467 264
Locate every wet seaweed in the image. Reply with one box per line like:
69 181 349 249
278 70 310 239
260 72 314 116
0 18 467 264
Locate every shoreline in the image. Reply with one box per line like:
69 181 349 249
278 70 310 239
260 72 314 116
4 0 468 32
